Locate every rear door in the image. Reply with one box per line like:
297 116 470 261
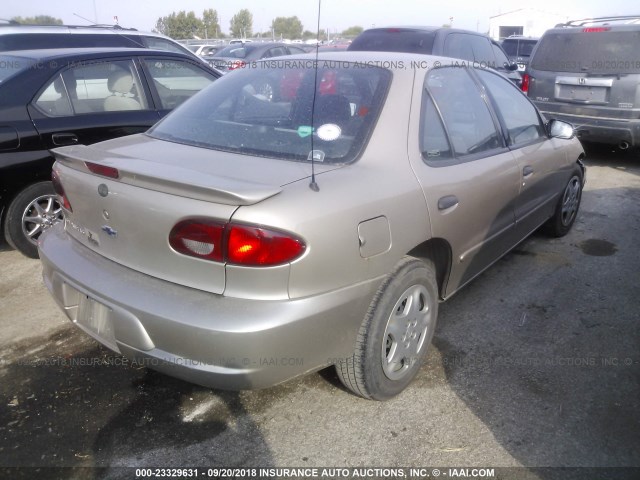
408 66 521 296
528 29 640 119
29 56 159 149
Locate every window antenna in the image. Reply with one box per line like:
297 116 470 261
308 0 322 192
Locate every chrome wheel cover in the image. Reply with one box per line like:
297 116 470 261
381 284 433 380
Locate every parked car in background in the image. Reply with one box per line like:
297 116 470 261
524 15 640 149
348 26 522 85
0 48 220 258
0 23 200 59
40 52 584 400
501 36 538 71
208 42 307 73
186 44 224 57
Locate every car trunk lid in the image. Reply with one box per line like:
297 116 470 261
51 135 336 294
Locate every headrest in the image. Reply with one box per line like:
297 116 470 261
108 69 134 95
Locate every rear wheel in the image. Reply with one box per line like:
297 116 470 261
3 181 63 259
337 257 438 400
545 168 583 237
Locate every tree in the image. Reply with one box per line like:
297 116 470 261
154 10 204 39
229 9 253 39
271 16 303 40
11 15 63 25
202 8 221 38
341 26 363 37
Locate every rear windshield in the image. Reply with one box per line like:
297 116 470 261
348 29 435 54
0 33 144 51
149 62 391 163
502 39 537 57
530 30 640 73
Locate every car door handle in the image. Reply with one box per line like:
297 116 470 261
438 195 459 211
523 166 534 178
52 133 79 146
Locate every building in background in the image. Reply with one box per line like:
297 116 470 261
489 8 568 40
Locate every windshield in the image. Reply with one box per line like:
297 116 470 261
0 54 38 83
502 39 537 57
213 44 257 58
149 61 391 163
531 30 640 73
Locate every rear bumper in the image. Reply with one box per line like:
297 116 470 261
39 224 379 390
538 109 640 147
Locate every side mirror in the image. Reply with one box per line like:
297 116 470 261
506 62 519 71
548 119 575 139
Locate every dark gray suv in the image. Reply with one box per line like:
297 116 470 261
525 16 640 149
348 26 522 86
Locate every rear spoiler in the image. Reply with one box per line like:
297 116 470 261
51 144 282 206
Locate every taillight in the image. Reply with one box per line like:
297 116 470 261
227 224 305 266
583 27 610 33
169 219 224 262
85 161 119 179
169 220 306 266
51 169 72 212
521 73 530 94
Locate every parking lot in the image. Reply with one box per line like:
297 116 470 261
1 145 639 477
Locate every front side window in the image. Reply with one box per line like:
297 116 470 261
143 59 216 110
34 59 148 116
149 63 391 163
426 67 502 158
476 69 544 146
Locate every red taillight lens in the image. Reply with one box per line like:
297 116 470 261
227 224 305 266
521 73 530 94
169 219 224 262
51 169 72 212
169 220 306 266
583 27 610 33
85 161 119 179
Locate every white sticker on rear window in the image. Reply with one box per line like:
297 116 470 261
317 123 341 142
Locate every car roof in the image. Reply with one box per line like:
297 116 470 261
0 24 152 35
0 47 195 60
360 26 491 37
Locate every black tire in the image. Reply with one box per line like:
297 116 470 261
336 257 439 400
3 181 63 259
545 168 583 238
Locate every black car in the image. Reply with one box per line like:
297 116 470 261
348 26 522 85
207 42 308 73
0 48 220 258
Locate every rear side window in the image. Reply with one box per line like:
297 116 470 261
142 36 191 55
531 30 640 73
426 67 502 158
34 59 149 116
348 29 435 54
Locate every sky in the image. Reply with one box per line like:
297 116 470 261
5 0 638 36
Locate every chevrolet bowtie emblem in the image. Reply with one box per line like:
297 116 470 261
101 225 118 237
